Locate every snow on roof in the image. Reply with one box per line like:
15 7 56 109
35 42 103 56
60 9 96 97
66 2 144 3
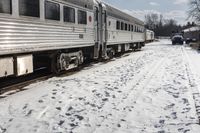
184 26 200 32
146 29 154 33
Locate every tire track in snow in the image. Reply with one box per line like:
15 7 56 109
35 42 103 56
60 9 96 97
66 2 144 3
182 47 200 123
50 49 166 133
92 50 169 133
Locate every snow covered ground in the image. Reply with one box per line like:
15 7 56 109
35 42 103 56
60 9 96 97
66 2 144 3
1 40 200 133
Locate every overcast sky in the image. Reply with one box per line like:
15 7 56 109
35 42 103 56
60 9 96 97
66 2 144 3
103 0 190 25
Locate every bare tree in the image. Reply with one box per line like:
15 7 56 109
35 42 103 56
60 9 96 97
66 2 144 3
145 13 159 30
188 0 200 22
145 13 181 36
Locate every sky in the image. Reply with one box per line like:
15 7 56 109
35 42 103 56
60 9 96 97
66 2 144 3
103 0 190 25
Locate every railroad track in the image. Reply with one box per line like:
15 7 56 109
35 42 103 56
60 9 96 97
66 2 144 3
0 51 135 98
0 69 53 98
0 60 100 98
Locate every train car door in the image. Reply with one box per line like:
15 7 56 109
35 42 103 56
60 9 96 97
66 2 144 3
94 6 100 59
102 7 108 58
94 2 107 59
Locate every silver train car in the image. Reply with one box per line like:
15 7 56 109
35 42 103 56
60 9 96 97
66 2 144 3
145 29 155 42
0 0 145 78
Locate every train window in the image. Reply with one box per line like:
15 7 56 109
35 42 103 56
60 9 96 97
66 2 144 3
45 1 60 21
78 10 87 24
64 6 75 23
104 12 107 23
125 23 127 31
135 26 137 32
128 24 131 31
109 21 111 26
19 0 40 17
121 22 124 30
95 7 98 21
131 25 133 32
0 0 12 14
116 21 120 30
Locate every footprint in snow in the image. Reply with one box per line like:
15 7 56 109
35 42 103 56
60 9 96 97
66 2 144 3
58 120 65 126
102 98 108 102
171 112 177 119
159 120 165 124
104 91 110 97
182 98 189 104
56 84 60 87
56 107 62 111
69 123 78 128
26 110 33 116
52 92 57 95
173 94 179 98
158 130 165 133
74 115 84 121
0 125 6 133
164 103 175 110
38 100 44 103
181 107 191 113
183 129 190 133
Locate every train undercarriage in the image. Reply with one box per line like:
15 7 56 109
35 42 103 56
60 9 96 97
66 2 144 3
0 42 144 80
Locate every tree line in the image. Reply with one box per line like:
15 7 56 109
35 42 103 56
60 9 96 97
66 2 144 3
145 0 200 37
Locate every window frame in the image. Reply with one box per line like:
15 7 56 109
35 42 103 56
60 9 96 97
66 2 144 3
19 0 40 18
131 25 134 32
125 23 127 31
121 22 124 30
116 21 120 30
128 24 131 31
63 6 75 23
78 9 87 25
45 0 60 21
0 0 12 14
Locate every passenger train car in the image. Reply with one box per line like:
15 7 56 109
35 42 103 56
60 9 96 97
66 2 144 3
145 29 155 42
0 0 145 79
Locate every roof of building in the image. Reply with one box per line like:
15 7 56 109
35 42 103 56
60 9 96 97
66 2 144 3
184 26 200 32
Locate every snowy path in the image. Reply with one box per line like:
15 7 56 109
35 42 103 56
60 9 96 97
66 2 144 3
1 40 200 133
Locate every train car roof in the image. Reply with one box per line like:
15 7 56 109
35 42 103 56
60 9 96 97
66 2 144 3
61 0 95 10
146 29 154 32
183 26 200 32
104 3 144 25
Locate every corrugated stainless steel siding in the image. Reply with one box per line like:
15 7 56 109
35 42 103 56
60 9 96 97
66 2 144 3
0 17 95 55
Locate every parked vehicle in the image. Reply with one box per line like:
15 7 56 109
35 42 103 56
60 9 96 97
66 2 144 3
171 34 184 45
0 0 145 79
